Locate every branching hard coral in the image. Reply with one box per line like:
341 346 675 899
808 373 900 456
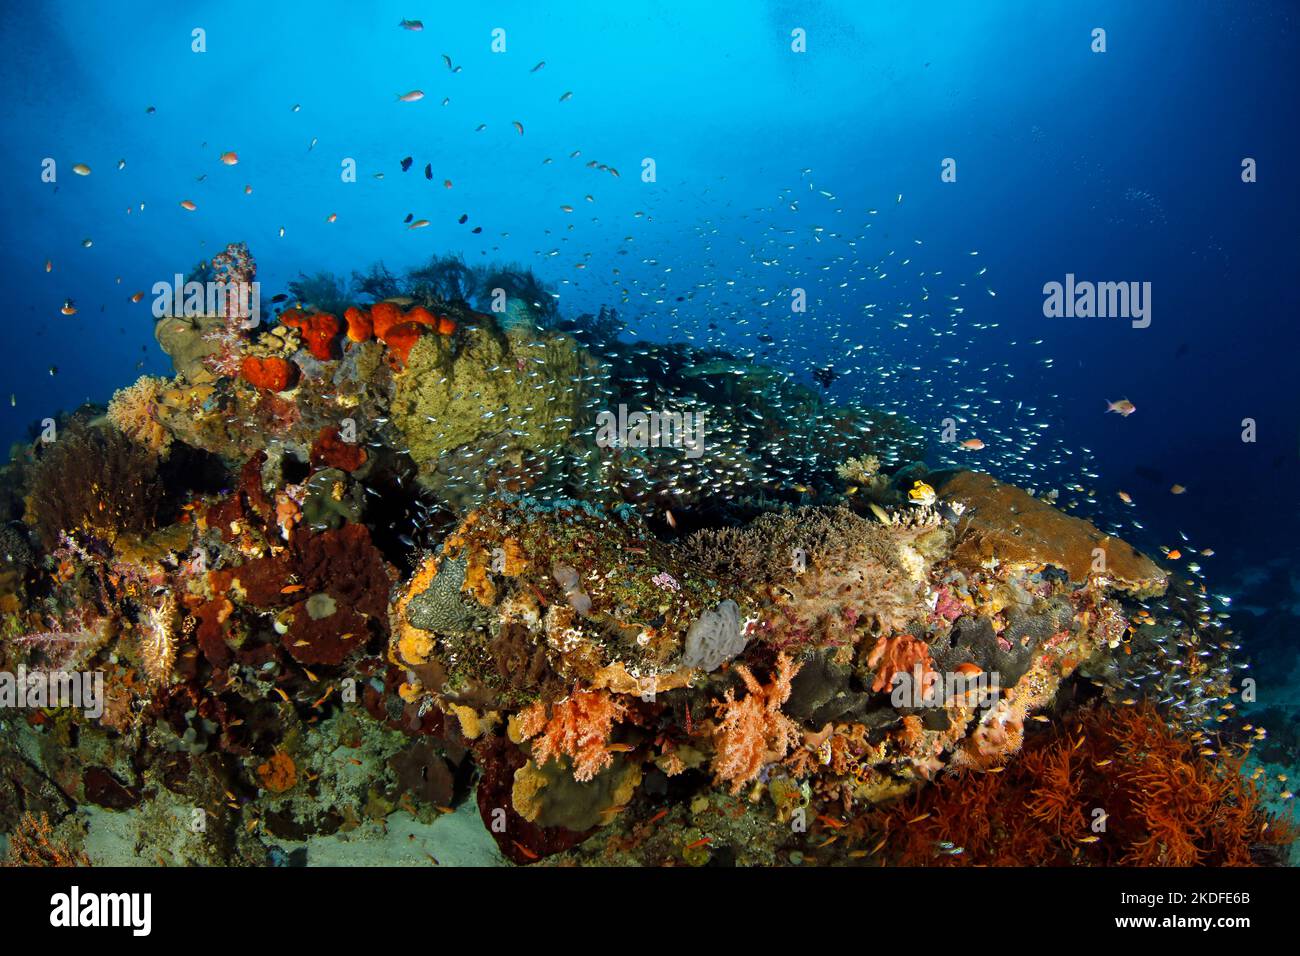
517 686 629 782
106 375 173 457
866 703 1295 867
679 505 897 583
25 425 163 548
711 652 803 793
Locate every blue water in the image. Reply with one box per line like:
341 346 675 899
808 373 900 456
2 1 1297 619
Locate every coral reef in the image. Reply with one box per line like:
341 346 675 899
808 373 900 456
0 242 1287 870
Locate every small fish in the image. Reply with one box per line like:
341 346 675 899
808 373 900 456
474 123 487 132
278 226 285 237
1170 484 1186 494
179 199 197 211
399 18 423 31
130 291 144 303
308 137 318 151
404 213 414 223
400 156 413 171
244 184 253 194
1117 490 1132 504
424 163 432 180
530 60 545 73
408 219 430 229
512 120 524 135
44 259 52 272
72 163 91 176
145 105 156 114
117 159 125 170
458 213 468 224
812 365 839 388
397 90 424 103
48 366 58 376
908 481 937 508
559 91 573 102
82 238 93 247
326 213 337 223
959 438 985 451
60 299 77 315
1166 549 1181 560
1106 398 1137 417
559 204 574 213
291 103 301 112
443 179 452 189
442 54 461 73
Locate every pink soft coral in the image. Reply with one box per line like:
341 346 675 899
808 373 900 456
710 653 802 793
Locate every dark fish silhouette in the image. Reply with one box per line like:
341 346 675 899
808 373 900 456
813 365 839 388
424 163 432 180
400 156 413 172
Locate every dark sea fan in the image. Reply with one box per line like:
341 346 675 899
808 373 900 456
26 424 163 548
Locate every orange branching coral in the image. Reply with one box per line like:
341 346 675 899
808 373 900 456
518 687 628 782
866 634 936 696
711 652 803 793
866 702 1295 867
106 374 172 457
2 813 89 867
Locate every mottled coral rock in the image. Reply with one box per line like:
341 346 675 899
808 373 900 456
932 470 1167 596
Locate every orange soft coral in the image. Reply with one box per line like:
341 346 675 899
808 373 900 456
710 652 803 793
518 687 628 782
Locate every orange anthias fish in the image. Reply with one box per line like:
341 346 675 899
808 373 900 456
220 151 238 165
1106 398 1136 417
959 438 985 451
397 90 425 103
